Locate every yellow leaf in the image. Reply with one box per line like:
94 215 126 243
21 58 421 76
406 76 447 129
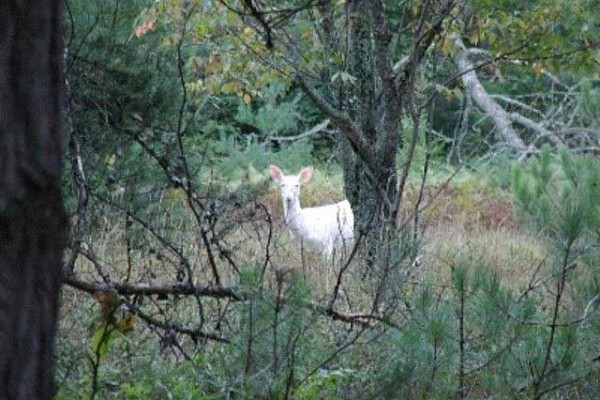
132 19 156 38
93 292 119 322
116 314 136 333
208 52 221 66
106 154 116 168
442 88 453 102
438 37 453 56
467 30 479 45
222 81 242 94
533 62 543 78
243 92 252 104
450 4 461 16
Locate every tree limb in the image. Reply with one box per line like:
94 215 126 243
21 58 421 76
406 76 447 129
509 112 562 146
268 119 330 142
63 275 242 301
296 76 378 173
452 34 527 151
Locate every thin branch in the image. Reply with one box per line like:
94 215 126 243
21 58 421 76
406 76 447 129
268 119 330 142
533 238 575 398
296 76 374 165
127 301 230 343
509 112 562 146
66 12 100 76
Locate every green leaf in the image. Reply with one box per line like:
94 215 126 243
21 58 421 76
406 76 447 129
90 325 115 358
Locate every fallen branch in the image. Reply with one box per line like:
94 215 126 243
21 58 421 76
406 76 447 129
63 275 242 301
452 34 527 151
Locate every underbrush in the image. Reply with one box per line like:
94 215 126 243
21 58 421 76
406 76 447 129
56 153 600 399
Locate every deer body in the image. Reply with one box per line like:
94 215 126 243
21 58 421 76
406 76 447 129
270 165 354 260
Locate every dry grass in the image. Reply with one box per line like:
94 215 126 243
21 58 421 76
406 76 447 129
57 169 599 400
68 170 552 312
410 175 548 291
421 224 548 289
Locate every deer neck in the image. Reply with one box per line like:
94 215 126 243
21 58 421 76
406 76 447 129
284 198 303 228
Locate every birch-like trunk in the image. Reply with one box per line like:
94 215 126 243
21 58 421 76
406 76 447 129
452 34 527 151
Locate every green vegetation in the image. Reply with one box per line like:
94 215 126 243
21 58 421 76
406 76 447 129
57 0 600 398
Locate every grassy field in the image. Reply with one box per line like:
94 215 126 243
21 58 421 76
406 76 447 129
55 165 600 399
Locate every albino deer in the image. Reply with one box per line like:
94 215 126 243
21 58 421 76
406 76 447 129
269 165 354 260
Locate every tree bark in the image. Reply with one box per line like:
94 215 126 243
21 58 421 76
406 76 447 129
341 0 401 233
0 1 66 399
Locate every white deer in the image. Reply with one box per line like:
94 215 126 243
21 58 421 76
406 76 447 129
269 165 354 260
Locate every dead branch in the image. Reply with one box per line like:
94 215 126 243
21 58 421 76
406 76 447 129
63 275 242 301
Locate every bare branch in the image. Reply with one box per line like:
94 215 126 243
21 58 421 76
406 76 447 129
126 301 230 343
509 112 562 146
63 275 242 301
452 34 527 151
268 119 330 142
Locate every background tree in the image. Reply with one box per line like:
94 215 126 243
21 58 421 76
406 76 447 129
0 1 66 399
218 0 458 258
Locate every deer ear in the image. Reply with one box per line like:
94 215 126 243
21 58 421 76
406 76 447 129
269 165 284 183
298 166 313 184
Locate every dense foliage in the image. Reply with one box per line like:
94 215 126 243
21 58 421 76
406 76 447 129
57 0 600 398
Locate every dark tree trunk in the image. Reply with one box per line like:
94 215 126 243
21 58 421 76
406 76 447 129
341 0 402 235
0 1 66 399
